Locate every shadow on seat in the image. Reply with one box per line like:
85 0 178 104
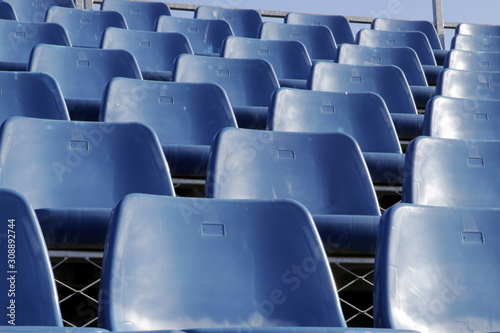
308 62 424 140
0 20 70 71
45 6 127 48
100 0 171 31
99 194 346 330
195 5 262 38
28 44 142 121
0 72 70 123
222 36 312 89
173 54 280 129
4 0 74 23
268 88 404 185
206 128 381 252
0 117 175 250
100 78 237 178
259 22 338 62
156 15 233 57
101 27 193 81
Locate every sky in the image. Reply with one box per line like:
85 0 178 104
164 0 500 49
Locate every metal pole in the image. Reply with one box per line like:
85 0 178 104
75 0 93 9
432 0 445 48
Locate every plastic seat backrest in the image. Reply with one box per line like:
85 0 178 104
45 6 127 48
156 16 233 56
0 2 17 20
0 117 175 210
101 0 171 31
285 12 354 45
372 17 443 50
0 72 69 123
337 43 427 86
206 128 380 216
100 78 237 145
101 27 193 79
259 22 338 61
309 62 418 115
4 0 74 22
99 194 346 330
173 54 280 108
451 34 500 52
0 189 63 326
445 49 500 71
403 136 500 208
0 20 70 70
436 68 500 100
28 44 142 107
268 88 401 153
195 5 262 38
375 203 500 333
456 22 500 36
424 96 500 140
222 36 312 81
356 29 436 65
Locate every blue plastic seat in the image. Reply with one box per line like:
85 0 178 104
100 0 171 31
337 43 435 108
436 68 500 101
403 136 500 208
101 27 193 81
0 2 17 20
456 22 500 36
29 44 142 121
0 72 69 123
268 88 404 184
308 62 424 140
284 12 355 45
259 22 338 62
45 6 127 48
0 117 175 249
206 128 381 252
222 36 312 89
371 17 447 65
0 189 62 326
173 54 280 129
451 34 500 52
375 203 500 333
356 29 436 65
372 17 443 50
156 15 233 57
100 78 237 178
4 0 74 23
356 28 442 83
445 49 500 71
338 44 426 86
195 5 262 38
424 96 500 140
99 194 346 330
0 20 70 71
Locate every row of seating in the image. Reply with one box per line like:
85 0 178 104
3 188 500 332
1 0 500 332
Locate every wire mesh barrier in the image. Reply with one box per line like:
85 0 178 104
50 254 376 328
